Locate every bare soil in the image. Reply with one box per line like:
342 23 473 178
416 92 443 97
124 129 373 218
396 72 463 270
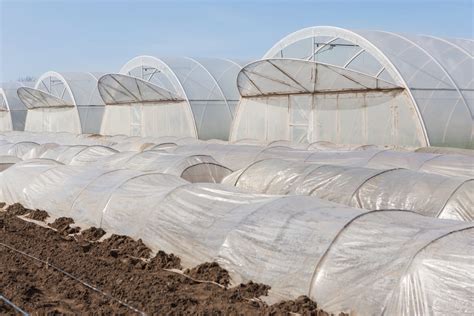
25 209 49 221
79 226 106 242
0 204 348 315
185 262 232 287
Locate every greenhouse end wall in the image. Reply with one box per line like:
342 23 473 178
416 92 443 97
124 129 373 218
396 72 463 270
260 26 474 149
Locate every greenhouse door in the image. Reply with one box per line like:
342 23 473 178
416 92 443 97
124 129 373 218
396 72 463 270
289 95 312 143
130 104 142 136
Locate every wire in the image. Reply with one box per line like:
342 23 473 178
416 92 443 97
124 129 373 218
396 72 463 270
0 242 146 315
0 294 29 316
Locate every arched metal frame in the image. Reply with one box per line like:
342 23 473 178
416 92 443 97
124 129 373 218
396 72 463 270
28 71 105 134
263 26 474 148
1 82 30 131
120 56 245 140
35 71 77 105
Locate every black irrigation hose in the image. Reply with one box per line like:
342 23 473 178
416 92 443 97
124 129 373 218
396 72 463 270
0 294 29 316
0 242 146 315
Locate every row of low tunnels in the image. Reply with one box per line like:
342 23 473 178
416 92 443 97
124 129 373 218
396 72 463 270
0 136 472 220
0 133 472 314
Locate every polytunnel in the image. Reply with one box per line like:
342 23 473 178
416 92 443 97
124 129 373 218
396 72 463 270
224 158 473 221
104 56 246 140
0 155 21 171
19 165 189 220
97 150 232 183
13 143 117 165
172 143 473 178
97 73 197 139
0 82 30 131
173 143 267 170
308 211 473 315
3 162 471 315
0 141 40 159
0 158 64 205
233 26 473 149
0 131 111 146
255 146 474 178
17 72 105 134
37 145 88 162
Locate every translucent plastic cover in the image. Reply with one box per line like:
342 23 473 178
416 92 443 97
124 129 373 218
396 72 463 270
226 158 473 221
0 141 472 315
120 56 246 140
262 26 473 148
231 59 425 147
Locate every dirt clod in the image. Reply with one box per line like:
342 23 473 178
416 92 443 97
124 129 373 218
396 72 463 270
229 281 271 301
26 209 49 221
185 262 231 287
48 217 79 235
94 234 151 259
6 203 30 216
79 227 106 242
148 250 182 270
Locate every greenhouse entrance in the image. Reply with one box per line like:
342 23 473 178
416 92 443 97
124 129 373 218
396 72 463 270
289 95 312 143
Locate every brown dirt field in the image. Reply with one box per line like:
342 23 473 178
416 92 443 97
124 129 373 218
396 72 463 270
0 204 348 315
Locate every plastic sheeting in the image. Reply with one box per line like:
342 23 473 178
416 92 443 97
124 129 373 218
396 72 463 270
0 131 113 146
0 155 21 171
0 159 63 205
98 74 197 138
0 160 471 315
18 87 83 134
263 26 473 149
98 150 232 183
231 59 425 147
172 143 473 178
1 82 30 131
20 72 105 134
120 56 246 140
224 158 473 221
416 146 474 156
0 141 40 159
310 211 473 315
0 137 232 183
0 132 471 178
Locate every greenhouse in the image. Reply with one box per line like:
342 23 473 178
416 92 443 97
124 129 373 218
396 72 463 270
104 56 246 140
0 82 30 131
98 73 197 138
17 71 105 134
224 158 473 221
230 26 473 149
0 158 471 315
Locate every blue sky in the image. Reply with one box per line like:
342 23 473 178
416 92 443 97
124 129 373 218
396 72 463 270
1 0 472 82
